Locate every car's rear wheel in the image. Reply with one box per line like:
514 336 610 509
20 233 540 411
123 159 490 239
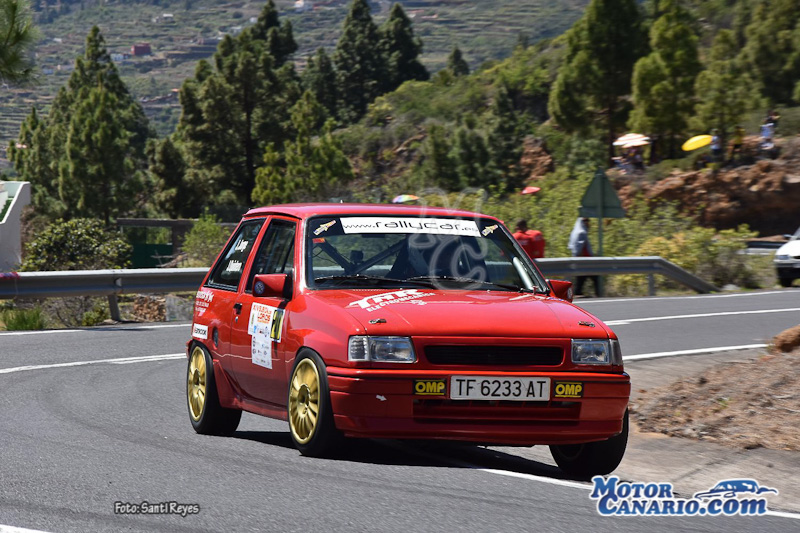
187 344 241 435
287 350 342 457
549 409 629 479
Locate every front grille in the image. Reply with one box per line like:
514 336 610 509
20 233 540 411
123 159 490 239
424 345 563 366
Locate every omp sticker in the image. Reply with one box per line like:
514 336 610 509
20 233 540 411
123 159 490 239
414 380 446 396
341 217 480 237
226 260 243 273
481 224 498 236
235 240 249 252
554 382 583 398
192 323 208 340
314 220 337 235
347 289 433 312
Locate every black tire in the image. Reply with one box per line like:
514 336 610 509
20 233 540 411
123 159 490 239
779 277 794 288
287 349 343 457
187 343 242 436
549 409 629 479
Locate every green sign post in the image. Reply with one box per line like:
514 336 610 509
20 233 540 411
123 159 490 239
578 169 625 295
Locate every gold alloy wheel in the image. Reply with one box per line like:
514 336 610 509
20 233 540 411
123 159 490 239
187 346 207 422
288 359 321 444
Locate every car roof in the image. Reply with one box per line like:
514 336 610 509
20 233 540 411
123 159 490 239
243 203 495 221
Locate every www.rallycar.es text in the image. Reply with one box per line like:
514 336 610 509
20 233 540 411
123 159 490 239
114 501 200 517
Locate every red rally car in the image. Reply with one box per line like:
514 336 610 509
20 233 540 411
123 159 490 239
186 203 630 476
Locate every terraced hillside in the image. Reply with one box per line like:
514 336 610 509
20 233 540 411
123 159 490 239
0 0 588 168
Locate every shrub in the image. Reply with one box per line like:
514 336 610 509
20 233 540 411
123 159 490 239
22 218 132 271
182 212 231 267
0 307 47 331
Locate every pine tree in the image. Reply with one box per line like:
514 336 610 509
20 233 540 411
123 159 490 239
446 46 470 77
693 30 761 149
147 136 194 218
451 117 490 188
0 0 37 84
302 48 338 123
740 0 800 105
11 26 153 221
418 124 458 189
486 84 523 191
252 91 354 205
379 3 428 92
61 86 142 225
629 0 701 159
334 0 385 123
548 0 647 160
246 0 297 64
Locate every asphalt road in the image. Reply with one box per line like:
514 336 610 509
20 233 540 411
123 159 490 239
1 289 798 532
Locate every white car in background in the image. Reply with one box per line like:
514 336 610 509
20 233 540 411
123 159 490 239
775 226 800 287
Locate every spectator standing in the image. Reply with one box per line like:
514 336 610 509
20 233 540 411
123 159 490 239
729 125 745 161
710 129 722 163
568 217 599 297
760 119 774 143
512 219 546 259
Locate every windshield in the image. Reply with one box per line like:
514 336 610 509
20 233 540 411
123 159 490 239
305 215 549 293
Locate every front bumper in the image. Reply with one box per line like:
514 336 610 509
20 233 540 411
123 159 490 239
326 368 630 445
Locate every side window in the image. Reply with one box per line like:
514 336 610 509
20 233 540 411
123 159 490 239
207 219 265 290
247 219 296 291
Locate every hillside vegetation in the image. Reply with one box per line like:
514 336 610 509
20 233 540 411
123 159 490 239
0 0 588 154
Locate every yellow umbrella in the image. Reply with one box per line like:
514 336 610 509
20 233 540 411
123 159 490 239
682 135 713 151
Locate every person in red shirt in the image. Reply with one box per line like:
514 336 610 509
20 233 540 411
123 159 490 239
512 219 545 259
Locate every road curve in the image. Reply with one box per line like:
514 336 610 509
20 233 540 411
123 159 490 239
1 289 798 532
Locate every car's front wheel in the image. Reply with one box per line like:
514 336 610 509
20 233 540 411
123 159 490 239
549 409 629 479
287 350 343 457
187 344 241 436
779 276 794 288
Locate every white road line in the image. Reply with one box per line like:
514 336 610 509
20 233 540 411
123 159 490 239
625 344 768 361
0 354 184 375
0 525 53 533
0 323 190 336
579 290 796 304
606 307 800 325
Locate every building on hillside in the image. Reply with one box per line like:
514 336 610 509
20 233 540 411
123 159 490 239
295 1 313 12
131 43 152 56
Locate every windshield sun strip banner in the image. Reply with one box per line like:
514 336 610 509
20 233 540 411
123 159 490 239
340 217 481 237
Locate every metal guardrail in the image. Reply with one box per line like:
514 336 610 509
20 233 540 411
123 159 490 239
0 257 718 321
536 256 720 295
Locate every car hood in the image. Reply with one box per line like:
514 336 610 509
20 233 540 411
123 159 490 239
305 288 611 339
776 240 800 258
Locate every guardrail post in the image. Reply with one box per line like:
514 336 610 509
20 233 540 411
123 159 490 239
647 273 655 296
108 295 121 322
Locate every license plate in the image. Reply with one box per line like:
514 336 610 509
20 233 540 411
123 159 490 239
450 376 550 401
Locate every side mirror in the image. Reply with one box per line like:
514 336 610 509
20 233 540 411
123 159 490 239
548 279 573 302
253 273 292 300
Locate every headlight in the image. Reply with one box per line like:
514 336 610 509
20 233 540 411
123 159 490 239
776 254 790 260
571 339 618 365
348 336 416 363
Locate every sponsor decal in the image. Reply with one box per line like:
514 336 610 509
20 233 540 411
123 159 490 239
347 289 433 312
590 476 778 517
553 382 583 398
341 217 481 237
414 379 446 396
234 239 249 252
314 220 337 235
481 224 498 236
192 323 208 340
247 303 286 369
225 260 242 273
195 290 214 316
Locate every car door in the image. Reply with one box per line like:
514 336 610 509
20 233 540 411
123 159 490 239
229 217 297 406
199 218 265 373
